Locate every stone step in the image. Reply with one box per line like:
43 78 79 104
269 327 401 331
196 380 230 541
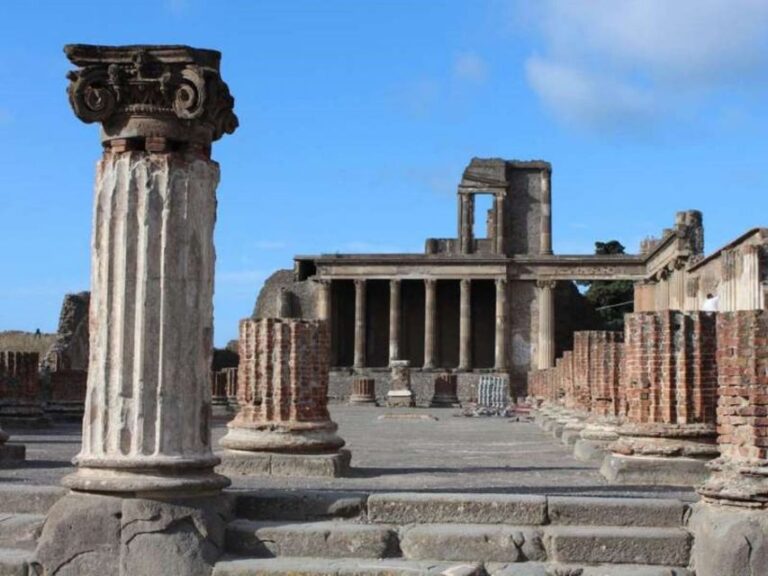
546 497 688 528
233 490 367 521
0 484 65 514
546 526 691 567
226 520 399 559
213 557 485 575
367 493 548 525
0 514 45 550
0 547 32 576
213 558 693 576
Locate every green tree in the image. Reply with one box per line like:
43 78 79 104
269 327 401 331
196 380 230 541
580 241 634 331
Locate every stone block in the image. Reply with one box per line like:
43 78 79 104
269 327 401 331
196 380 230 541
600 454 710 486
0 444 24 467
0 514 44 550
546 526 691 566
400 524 545 563
367 493 547 525
225 519 399 558
0 548 32 576
0 485 66 514
386 390 415 408
233 489 366 521
573 439 611 462
547 496 687 527
217 449 351 478
212 557 485 576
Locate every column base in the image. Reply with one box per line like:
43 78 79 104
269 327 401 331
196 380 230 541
34 491 230 576
600 453 711 486
63 455 230 494
0 443 25 466
698 458 768 507
217 448 351 478
349 395 377 406
387 390 415 408
573 425 620 462
220 421 346 453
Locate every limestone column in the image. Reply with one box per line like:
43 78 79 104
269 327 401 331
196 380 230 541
354 279 367 370
424 279 437 369
495 278 508 371
494 195 506 254
537 280 556 369
389 279 401 363
36 44 239 576
540 170 553 255
459 278 472 370
316 279 331 320
459 194 474 254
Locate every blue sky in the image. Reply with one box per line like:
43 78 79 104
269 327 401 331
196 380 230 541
1 0 767 346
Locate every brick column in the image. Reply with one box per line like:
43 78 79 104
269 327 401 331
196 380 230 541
0 352 32 464
389 279 401 363
691 311 768 576
37 43 239 576
537 280 556 369
494 278 508 371
354 279 366 370
459 278 472 370
601 311 718 485
424 279 437 369
220 318 348 474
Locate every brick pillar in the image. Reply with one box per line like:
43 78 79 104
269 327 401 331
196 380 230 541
350 377 376 405
431 373 459 407
601 311 718 485
220 318 349 475
36 43 239 576
691 310 768 576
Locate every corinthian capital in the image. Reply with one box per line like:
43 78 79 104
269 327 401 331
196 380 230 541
65 44 238 148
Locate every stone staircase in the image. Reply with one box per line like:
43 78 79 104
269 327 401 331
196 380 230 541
216 490 695 575
0 487 696 575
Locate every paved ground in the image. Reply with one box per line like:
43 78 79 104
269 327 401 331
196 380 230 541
0 405 697 500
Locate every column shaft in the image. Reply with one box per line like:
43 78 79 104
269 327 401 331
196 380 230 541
459 278 472 370
424 279 437 369
316 279 331 320
495 278 508 370
389 280 401 363
540 171 552 255
537 280 555 369
354 279 367 370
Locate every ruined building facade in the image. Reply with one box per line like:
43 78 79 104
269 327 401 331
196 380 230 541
254 158 767 401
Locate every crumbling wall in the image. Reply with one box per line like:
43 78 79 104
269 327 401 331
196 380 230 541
252 269 319 320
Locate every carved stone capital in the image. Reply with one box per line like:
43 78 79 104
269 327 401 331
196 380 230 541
536 279 557 290
65 44 238 148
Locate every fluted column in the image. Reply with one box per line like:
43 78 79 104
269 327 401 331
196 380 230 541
537 280 556 369
389 279 401 363
495 278 508 371
354 279 367 370
459 278 472 370
61 44 238 494
316 279 331 321
424 279 437 369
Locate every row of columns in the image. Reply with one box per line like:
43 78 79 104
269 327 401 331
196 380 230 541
329 278 513 371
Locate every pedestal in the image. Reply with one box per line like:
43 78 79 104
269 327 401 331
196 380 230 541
350 377 377 405
430 373 459 407
387 360 415 408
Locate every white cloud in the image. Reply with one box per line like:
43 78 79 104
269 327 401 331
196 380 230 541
521 0 768 132
454 53 489 84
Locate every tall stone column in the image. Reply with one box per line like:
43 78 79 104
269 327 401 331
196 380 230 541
389 279 401 363
494 278 508 371
424 279 437 369
494 195 506 254
459 194 474 254
354 279 367 370
539 170 553 255
459 278 472 371
316 279 331 321
537 280 556 369
36 44 238 576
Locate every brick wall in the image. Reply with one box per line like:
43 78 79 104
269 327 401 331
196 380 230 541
236 318 330 424
715 311 768 462
0 351 40 401
623 312 717 426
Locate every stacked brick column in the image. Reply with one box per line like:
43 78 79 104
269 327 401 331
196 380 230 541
220 318 349 476
602 311 718 485
691 311 768 576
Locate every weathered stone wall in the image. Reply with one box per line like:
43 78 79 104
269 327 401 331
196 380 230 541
252 269 320 320
714 310 768 462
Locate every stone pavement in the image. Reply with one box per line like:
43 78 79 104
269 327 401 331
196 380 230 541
0 405 695 500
